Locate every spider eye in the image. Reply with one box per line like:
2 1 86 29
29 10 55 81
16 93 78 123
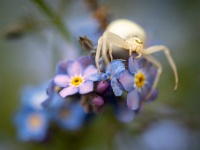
135 39 143 44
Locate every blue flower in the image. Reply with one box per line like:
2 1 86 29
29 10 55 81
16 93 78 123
54 56 98 98
14 108 49 142
21 83 49 110
115 102 135 123
52 101 86 131
119 56 158 110
102 60 125 96
42 80 64 109
56 55 95 74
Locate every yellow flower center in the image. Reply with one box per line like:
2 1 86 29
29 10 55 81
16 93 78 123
54 85 62 92
134 72 146 88
28 114 42 129
70 76 83 86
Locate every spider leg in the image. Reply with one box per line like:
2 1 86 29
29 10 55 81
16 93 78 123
102 31 130 64
106 31 130 49
109 43 113 62
144 45 178 91
143 55 162 100
129 46 132 56
135 53 142 58
102 33 110 65
95 36 103 72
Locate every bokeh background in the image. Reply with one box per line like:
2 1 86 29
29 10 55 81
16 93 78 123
0 0 200 149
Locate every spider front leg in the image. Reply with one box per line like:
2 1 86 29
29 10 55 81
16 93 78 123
144 55 162 100
144 45 178 91
109 43 113 62
102 31 130 64
102 33 110 65
135 53 142 58
95 36 103 72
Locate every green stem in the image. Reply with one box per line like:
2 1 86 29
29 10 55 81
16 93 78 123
32 0 71 41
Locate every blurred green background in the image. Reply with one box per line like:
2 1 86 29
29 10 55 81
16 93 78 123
0 0 200 149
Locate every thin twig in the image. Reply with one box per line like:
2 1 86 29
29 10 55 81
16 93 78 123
32 0 71 41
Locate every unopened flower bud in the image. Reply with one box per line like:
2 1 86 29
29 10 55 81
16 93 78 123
91 95 104 107
96 81 109 94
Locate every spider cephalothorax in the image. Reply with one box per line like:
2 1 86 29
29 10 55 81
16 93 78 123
126 37 144 56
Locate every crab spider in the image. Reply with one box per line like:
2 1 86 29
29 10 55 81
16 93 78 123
96 19 147 68
95 19 178 98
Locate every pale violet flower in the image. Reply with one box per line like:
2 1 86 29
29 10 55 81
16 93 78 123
119 56 158 110
54 59 98 98
102 60 125 96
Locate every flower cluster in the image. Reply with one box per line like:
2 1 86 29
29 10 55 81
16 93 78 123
48 53 158 123
14 52 159 142
14 83 88 142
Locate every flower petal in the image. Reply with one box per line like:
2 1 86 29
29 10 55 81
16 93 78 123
127 90 140 110
78 81 93 94
106 60 125 78
140 84 151 100
55 102 86 131
67 61 83 76
111 78 123 96
115 102 135 123
119 70 134 92
83 65 98 79
87 73 101 81
54 75 70 87
78 55 95 69
56 60 70 74
140 84 158 102
59 86 78 98
138 58 148 69
46 79 55 95
146 89 158 101
144 65 157 86
128 56 139 74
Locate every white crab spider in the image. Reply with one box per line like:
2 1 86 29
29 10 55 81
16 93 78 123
95 19 178 98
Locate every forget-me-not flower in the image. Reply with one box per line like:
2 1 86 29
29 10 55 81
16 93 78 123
52 101 86 131
54 56 98 98
21 84 48 110
14 108 49 142
119 56 158 110
102 60 125 96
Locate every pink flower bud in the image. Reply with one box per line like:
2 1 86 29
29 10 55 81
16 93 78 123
91 95 104 107
96 81 109 94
